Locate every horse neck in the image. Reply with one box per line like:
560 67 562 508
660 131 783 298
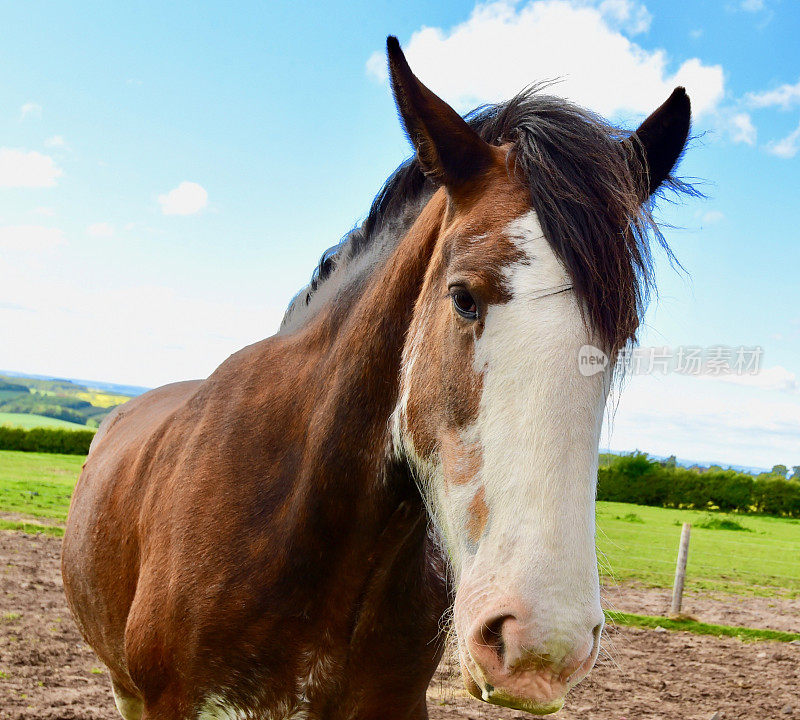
266 188 451 650
298 189 448 487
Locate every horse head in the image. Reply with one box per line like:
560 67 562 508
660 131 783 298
386 37 690 714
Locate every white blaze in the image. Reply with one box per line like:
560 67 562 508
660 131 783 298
456 209 608 657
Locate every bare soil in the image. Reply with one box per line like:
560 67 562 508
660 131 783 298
2 531 798 720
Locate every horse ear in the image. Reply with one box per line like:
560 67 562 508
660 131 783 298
627 87 691 198
386 36 494 191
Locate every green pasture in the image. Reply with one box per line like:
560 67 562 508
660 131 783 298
0 449 83 524
0 450 798 599
0 412 87 430
596 501 800 598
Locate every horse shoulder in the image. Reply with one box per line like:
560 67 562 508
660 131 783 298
63 379 206 696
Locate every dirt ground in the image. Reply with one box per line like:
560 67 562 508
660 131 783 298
1 532 799 720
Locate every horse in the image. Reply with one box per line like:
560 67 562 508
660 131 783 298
62 36 691 720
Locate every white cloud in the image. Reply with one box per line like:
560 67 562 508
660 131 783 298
158 181 208 216
740 0 764 11
689 28 703 39
0 148 62 187
20 102 42 121
34 206 55 217
728 112 756 145
766 121 800 159
0 225 65 252
700 209 725 225
87 222 114 238
365 53 387 84
596 0 651 35
367 0 725 118
746 77 800 110
710 365 797 393
44 135 68 150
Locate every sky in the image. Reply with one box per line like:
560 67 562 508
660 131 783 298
0 0 798 469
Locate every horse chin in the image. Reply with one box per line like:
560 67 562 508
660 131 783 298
481 688 565 716
459 657 566 716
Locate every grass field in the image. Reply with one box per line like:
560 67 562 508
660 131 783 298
0 450 798 598
597 501 800 598
0 412 88 430
0 450 84 521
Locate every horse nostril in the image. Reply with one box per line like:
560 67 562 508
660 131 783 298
592 621 604 644
478 615 512 666
591 620 604 653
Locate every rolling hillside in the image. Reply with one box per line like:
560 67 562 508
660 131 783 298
0 373 142 429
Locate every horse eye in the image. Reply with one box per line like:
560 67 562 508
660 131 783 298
450 287 478 320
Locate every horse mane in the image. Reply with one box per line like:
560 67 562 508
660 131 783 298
280 86 693 350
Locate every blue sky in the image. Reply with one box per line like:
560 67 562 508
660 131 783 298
0 0 798 468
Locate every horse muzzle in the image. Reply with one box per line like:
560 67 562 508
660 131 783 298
457 608 604 715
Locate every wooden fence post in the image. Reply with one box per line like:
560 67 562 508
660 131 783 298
670 522 691 617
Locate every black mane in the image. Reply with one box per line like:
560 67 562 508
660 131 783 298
281 87 690 350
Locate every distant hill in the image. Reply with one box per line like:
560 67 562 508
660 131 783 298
0 371 149 398
600 448 770 476
0 372 150 430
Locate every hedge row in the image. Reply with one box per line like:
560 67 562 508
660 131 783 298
0 426 96 455
598 453 800 517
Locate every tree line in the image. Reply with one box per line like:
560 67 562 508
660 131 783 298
0 426 95 455
2 428 798 517
598 452 800 517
